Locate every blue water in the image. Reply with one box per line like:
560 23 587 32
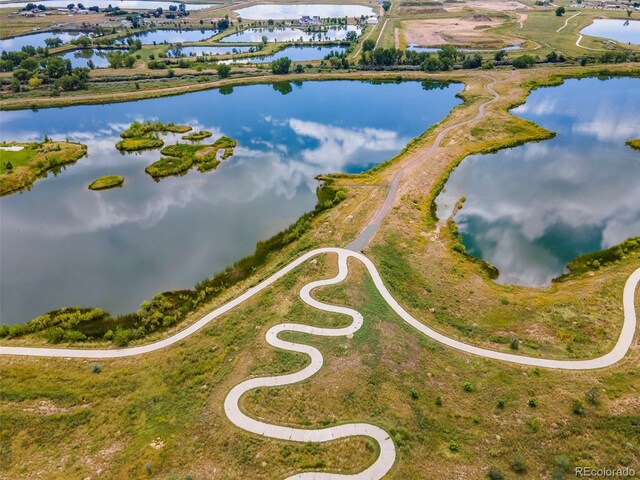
0 0 214 10
122 29 217 45
0 31 82 51
60 49 111 68
233 4 375 19
0 80 462 323
220 25 360 43
165 45 254 57
581 19 640 45
435 78 640 287
222 45 346 64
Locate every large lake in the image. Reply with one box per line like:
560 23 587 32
233 4 375 19
0 0 216 10
0 80 462 324
435 77 640 287
0 31 82 50
580 19 640 45
220 26 360 43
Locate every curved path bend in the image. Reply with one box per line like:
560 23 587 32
2 74 639 479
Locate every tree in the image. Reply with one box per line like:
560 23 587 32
382 0 391 11
44 37 63 48
345 30 357 42
362 38 376 52
28 76 43 88
45 56 70 78
271 56 291 74
511 54 536 68
462 53 482 69
494 49 507 61
217 63 231 78
555 6 565 16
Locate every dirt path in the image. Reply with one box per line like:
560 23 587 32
557 11 581 33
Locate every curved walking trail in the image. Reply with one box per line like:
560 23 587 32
2 75 639 479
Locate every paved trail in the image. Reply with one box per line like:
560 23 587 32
557 11 581 33
2 74 638 479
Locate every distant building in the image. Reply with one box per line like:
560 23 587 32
300 15 321 25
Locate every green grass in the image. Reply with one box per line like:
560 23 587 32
0 141 88 196
88 175 124 190
145 155 193 178
626 138 640 150
115 137 164 152
120 120 192 139
182 130 213 141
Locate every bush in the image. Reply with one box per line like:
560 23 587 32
487 467 505 480
435 395 443 406
586 387 600 405
91 362 102 374
512 55 536 69
463 382 475 392
410 388 419 400
271 56 291 74
509 337 519 350
497 399 506 409
448 440 460 452
571 400 584 415
528 397 537 408
511 453 527 474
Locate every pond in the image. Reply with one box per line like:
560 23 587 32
165 45 254 57
220 25 360 43
0 80 463 324
118 29 218 45
221 45 346 64
233 4 375 19
580 19 640 45
0 0 216 10
0 31 83 51
435 77 640 287
60 49 111 68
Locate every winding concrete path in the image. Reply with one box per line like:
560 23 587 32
557 11 581 33
1 73 639 479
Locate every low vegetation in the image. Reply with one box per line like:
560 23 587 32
145 136 237 178
88 175 124 190
626 138 640 150
116 121 192 152
558 237 640 280
182 130 213 141
0 140 87 196
115 137 164 152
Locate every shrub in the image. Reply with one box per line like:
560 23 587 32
463 382 475 392
487 467 505 480
448 440 460 452
586 387 600 405
410 388 420 400
528 397 537 407
512 55 536 69
571 400 584 415
435 395 443 406
511 453 527 473
91 362 102 374
509 337 519 350
497 399 506 409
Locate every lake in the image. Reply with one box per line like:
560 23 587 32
0 80 463 324
0 31 83 51
0 0 216 10
220 45 346 64
435 77 640 287
220 26 360 43
165 45 254 57
233 4 375 19
580 19 640 45
121 29 218 45
60 49 111 68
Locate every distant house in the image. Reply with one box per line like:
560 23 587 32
366 17 379 25
300 15 321 25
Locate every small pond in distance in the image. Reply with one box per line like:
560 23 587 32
436 77 640 287
580 19 640 45
0 31 82 50
60 49 111 68
0 80 462 324
221 45 346 63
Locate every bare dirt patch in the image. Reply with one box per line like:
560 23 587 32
445 0 528 12
402 16 523 47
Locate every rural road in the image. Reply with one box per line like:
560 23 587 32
1 74 638 479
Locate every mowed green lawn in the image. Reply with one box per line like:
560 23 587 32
0 147 38 174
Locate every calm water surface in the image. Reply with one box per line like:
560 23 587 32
0 31 82 50
220 26 360 43
221 45 345 64
580 19 640 45
436 78 640 287
165 45 253 57
0 0 215 10
0 80 462 324
233 4 374 19
60 49 111 68
122 29 217 45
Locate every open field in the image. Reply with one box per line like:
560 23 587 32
0 1 639 476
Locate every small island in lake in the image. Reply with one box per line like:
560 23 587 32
88 175 124 190
115 121 193 152
0 140 88 196
146 137 238 178
182 130 213 141
626 138 640 150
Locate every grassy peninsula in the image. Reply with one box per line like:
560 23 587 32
88 175 124 190
0 141 87 196
626 138 640 150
